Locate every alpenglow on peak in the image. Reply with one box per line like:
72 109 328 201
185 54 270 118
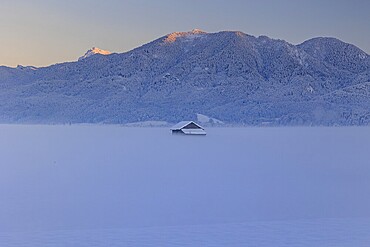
164 29 207 43
78 47 111 61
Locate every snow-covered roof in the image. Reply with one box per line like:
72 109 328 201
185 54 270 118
170 121 204 130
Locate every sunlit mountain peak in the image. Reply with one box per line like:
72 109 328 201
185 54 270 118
78 47 111 61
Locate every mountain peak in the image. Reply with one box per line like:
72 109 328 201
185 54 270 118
164 29 207 43
78 47 111 61
191 29 206 34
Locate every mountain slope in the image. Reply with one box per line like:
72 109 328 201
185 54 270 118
0 30 369 125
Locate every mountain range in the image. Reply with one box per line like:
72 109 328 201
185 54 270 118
1 29 369 125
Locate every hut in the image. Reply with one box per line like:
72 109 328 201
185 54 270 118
170 121 206 135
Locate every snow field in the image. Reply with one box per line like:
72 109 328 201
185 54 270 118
0 125 370 246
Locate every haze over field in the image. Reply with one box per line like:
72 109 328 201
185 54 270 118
1 125 370 246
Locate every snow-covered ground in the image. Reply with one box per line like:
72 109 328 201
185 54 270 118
1 125 370 246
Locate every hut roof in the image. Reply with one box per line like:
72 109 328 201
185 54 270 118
170 121 204 130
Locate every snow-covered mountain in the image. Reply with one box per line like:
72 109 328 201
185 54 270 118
0 30 369 125
78 47 111 61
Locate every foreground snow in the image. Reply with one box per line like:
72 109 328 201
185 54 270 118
1 218 370 247
0 125 370 246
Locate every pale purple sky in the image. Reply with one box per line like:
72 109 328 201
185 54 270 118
1 0 369 67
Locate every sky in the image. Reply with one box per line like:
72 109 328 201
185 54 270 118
0 0 369 67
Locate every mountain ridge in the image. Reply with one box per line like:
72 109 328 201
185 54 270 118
0 30 369 125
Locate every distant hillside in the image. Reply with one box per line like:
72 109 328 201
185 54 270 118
0 30 369 125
